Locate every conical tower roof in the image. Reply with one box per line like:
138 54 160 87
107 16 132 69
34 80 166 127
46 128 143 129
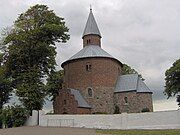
82 9 101 38
61 9 122 68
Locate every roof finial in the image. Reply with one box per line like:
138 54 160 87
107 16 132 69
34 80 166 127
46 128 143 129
90 4 92 11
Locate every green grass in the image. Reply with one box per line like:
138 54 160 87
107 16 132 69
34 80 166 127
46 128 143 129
96 129 180 135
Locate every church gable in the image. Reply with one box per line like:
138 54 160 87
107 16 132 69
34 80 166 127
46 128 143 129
54 89 91 114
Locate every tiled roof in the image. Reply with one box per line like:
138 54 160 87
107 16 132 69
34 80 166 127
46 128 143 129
69 88 91 108
114 74 152 93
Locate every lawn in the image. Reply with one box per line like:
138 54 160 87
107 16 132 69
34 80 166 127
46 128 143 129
96 129 180 135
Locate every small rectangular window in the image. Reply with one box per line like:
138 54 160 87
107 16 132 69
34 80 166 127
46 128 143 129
86 63 92 71
86 65 89 71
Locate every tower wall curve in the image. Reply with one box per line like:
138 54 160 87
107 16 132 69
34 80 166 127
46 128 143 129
63 57 122 113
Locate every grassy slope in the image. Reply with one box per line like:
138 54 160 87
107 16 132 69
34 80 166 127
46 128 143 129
96 129 180 135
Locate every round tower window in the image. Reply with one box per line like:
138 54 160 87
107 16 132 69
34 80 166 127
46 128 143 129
88 88 93 97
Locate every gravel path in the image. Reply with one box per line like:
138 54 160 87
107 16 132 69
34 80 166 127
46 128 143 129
0 126 101 135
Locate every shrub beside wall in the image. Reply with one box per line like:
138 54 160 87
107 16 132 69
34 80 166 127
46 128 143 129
0 109 2 128
0 105 29 128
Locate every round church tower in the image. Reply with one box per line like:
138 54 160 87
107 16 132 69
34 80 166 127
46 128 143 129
61 9 123 114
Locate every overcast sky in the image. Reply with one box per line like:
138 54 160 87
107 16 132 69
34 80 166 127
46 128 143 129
0 0 180 112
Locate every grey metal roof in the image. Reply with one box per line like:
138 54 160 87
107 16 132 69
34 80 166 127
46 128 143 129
62 45 122 67
68 45 113 61
114 74 152 93
137 77 151 92
82 9 101 37
69 88 91 108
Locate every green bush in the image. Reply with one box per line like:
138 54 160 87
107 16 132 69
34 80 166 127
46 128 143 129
1 105 29 128
0 109 2 128
11 105 30 127
1 106 13 128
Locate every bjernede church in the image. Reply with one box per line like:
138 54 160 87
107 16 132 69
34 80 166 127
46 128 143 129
54 9 153 114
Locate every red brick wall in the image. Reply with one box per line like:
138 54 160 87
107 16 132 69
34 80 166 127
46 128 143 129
54 89 91 114
83 35 101 47
64 58 121 88
63 58 122 113
77 108 91 114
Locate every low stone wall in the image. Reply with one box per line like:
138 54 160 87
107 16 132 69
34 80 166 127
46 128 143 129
27 110 180 129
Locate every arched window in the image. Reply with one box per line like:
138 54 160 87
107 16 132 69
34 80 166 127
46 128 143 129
63 108 67 114
64 100 67 105
87 39 91 44
124 97 128 103
88 88 93 97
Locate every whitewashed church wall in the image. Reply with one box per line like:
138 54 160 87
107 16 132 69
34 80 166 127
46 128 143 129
27 109 180 129
126 110 180 129
25 110 39 126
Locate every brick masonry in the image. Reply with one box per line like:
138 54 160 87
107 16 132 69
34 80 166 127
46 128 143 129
62 57 122 114
54 55 153 114
114 91 153 113
54 89 91 114
54 21 153 114
83 35 101 47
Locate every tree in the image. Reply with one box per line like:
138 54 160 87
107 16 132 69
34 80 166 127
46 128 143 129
177 95 180 106
46 70 64 101
1 105 29 128
122 64 144 80
164 59 180 106
0 52 13 109
3 4 69 112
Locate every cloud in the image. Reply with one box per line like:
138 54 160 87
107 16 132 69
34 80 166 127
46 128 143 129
154 98 179 111
1 0 180 111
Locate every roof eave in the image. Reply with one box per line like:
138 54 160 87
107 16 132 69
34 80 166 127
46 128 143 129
61 56 123 68
77 106 92 109
114 90 137 93
137 91 153 94
82 33 102 39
